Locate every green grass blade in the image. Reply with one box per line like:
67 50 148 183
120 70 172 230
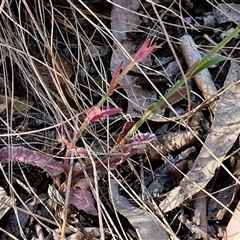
190 56 226 77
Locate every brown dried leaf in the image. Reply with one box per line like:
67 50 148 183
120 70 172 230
169 159 188 184
73 177 94 191
41 52 77 110
224 200 240 240
46 51 73 85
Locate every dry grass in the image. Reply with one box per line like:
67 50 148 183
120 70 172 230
0 0 240 239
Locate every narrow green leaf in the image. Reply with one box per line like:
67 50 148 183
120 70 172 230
190 56 225 77
185 60 200 77
158 86 190 110
200 25 240 66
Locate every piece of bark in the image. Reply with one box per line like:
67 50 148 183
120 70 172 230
179 35 218 114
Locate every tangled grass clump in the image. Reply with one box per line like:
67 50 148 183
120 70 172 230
0 0 239 239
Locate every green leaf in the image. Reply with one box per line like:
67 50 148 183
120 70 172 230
158 86 190 110
190 56 225 77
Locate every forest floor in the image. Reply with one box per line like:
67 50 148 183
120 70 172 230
0 0 240 239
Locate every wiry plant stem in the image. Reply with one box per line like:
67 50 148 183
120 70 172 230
119 24 240 145
61 152 74 238
63 120 88 168
97 61 136 107
64 60 140 165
